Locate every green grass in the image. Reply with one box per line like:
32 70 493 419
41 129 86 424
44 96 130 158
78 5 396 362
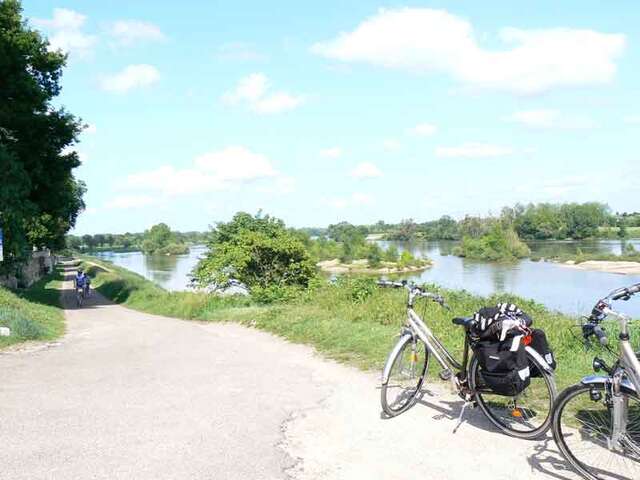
80 256 638 392
0 267 65 349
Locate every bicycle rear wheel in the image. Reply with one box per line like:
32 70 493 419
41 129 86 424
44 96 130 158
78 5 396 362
469 351 556 439
552 383 640 480
381 334 429 417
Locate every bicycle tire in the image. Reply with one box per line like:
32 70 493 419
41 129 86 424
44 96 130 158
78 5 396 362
469 351 556 439
552 383 640 480
381 334 429 417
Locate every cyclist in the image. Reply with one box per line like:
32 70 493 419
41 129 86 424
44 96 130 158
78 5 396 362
74 269 86 292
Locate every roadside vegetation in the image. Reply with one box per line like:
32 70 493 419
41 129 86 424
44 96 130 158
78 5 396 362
0 267 65 348
81 254 633 391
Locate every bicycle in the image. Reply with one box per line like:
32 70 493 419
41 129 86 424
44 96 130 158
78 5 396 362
379 280 557 439
552 282 640 480
75 284 85 307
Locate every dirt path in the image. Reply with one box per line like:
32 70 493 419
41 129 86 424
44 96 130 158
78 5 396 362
0 266 580 479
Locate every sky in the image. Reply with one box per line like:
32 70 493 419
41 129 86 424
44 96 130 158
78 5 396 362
22 1 640 234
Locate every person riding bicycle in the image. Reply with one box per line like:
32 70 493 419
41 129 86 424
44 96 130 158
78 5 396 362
74 269 87 293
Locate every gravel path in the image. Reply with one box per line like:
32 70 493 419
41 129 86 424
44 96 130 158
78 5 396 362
0 266 580 479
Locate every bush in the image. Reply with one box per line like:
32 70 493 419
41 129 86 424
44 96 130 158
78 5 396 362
193 212 317 289
366 243 383 268
384 245 399 262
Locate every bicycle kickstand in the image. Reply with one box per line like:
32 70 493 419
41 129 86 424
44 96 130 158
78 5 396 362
453 400 474 434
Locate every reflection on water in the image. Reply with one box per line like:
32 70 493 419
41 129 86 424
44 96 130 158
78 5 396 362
378 240 640 317
93 246 207 292
93 240 640 317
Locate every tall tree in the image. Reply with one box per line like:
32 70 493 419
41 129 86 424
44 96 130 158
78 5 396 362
0 0 86 272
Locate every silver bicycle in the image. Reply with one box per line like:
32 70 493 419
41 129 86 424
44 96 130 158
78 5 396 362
379 280 557 439
552 282 640 480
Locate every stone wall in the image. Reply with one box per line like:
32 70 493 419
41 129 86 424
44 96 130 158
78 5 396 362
0 249 56 289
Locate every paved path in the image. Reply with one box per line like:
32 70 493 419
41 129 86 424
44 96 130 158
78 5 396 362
0 266 580 479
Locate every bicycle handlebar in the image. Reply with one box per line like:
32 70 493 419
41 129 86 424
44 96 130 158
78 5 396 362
376 280 447 307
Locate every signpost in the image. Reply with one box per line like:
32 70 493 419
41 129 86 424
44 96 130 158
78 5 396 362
0 227 3 262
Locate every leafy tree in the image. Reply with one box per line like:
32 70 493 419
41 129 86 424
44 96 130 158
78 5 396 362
384 244 399 262
141 223 188 255
193 212 316 289
0 0 85 271
365 243 383 268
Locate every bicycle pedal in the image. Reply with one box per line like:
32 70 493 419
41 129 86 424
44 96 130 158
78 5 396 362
439 369 453 381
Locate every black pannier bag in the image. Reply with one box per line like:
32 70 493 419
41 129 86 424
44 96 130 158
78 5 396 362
474 335 531 396
528 328 556 377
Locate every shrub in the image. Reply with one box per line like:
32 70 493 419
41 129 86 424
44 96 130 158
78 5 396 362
366 244 383 268
193 212 317 289
384 245 399 262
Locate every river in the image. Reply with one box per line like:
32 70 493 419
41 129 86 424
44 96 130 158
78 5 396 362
92 240 640 317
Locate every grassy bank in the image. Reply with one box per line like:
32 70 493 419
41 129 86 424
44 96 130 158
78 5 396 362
80 256 638 391
0 267 65 348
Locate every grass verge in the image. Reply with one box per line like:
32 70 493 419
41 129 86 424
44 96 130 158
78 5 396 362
81 256 638 391
0 267 65 349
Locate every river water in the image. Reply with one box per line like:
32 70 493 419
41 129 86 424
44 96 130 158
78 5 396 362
92 240 640 317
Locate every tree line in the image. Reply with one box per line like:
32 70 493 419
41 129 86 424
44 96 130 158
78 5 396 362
66 227 207 253
375 202 627 241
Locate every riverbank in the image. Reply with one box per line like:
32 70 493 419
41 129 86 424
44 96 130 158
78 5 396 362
317 258 431 274
560 260 640 275
0 267 65 349
79 256 632 390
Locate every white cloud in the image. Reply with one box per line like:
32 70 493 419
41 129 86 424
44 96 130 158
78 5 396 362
121 146 285 197
216 42 266 62
435 143 514 158
409 123 437 136
33 8 85 30
32 8 97 58
223 73 268 103
625 115 640 125
100 64 160 93
253 92 303 114
312 8 625 95
382 139 401 151
320 147 343 158
222 73 304 114
506 109 595 129
325 192 374 209
350 162 383 179
108 20 165 46
256 176 296 194
106 195 158 209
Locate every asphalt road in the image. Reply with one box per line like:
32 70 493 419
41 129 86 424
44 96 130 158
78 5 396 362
0 266 579 479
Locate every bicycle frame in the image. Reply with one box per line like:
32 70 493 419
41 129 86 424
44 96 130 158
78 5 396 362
381 289 469 391
581 306 640 450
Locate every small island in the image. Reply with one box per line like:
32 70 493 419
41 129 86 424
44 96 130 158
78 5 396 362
141 223 190 256
318 256 431 275
308 222 431 275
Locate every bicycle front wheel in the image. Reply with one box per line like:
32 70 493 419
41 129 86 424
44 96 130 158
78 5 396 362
470 351 556 439
552 383 640 480
381 334 429 417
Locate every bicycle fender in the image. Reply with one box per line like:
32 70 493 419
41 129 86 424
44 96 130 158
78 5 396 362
381 333 413 385
525 345 554 375
581 375 638 395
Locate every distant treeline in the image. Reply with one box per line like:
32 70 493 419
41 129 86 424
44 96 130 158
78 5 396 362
66 228 207 252
306 203 639 242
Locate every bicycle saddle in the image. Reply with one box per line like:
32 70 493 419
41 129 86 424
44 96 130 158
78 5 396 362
452 316 475 328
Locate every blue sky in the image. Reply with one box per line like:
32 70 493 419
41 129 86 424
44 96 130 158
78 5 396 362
23 1 640 234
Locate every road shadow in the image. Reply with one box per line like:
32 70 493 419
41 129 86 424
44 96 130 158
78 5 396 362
526 436 580 480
